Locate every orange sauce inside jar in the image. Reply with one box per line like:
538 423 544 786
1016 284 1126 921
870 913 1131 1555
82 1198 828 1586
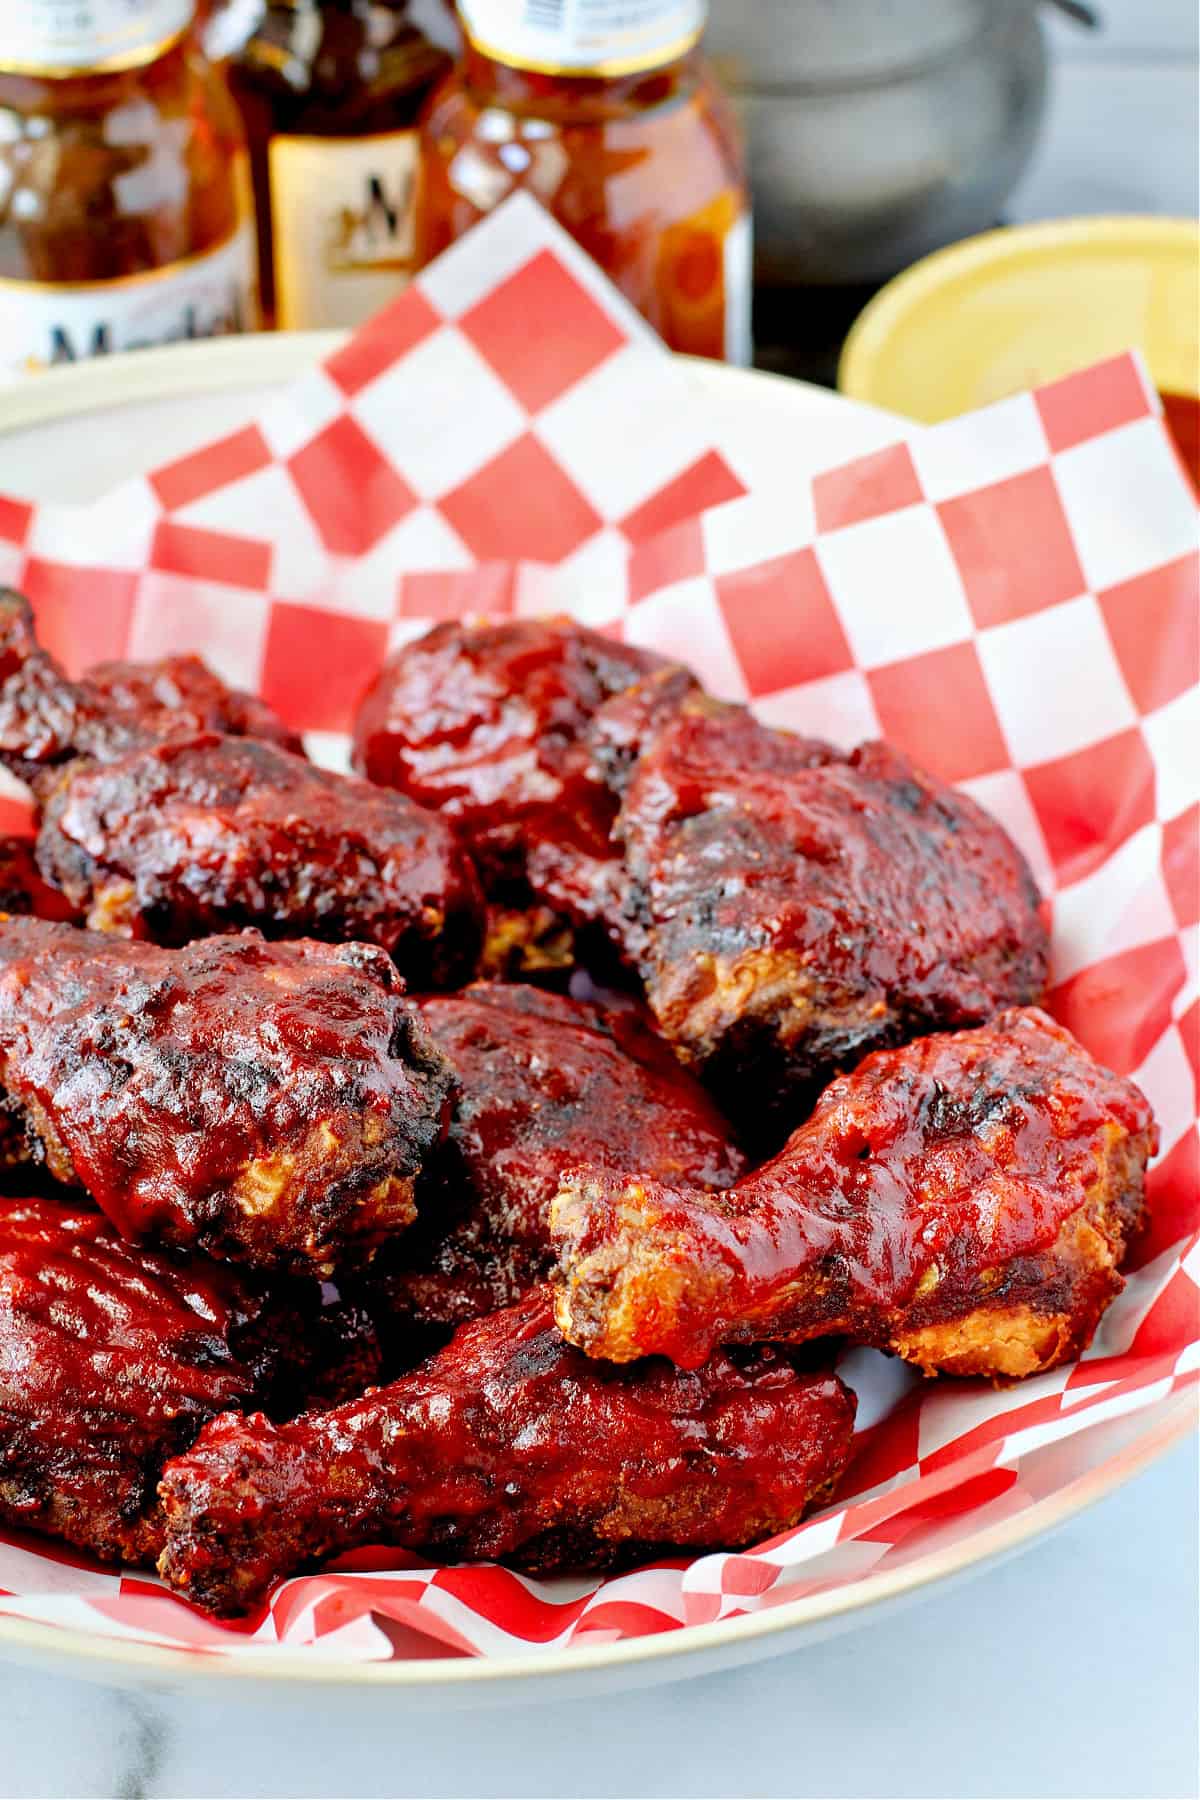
415 34 750 364
0 16 255 372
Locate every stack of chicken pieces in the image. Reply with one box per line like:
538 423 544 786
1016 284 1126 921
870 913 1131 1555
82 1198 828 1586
0 595 1156 1617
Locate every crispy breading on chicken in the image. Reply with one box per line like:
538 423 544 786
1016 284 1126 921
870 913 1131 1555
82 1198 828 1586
610 694 1050 1138
552 1009 1155 1379
0 1194 381 1566
361 983 744 1334
156 1286 856 1616
0 920 454 1272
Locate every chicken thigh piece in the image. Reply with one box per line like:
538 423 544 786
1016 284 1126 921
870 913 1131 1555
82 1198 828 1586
0 921 454 1272
0 1194 380 1567
611 694 1049 1136
0 595 485 983
552 1010 1156 1379
157 1287 857 1616
361 983 744 1334
36 733 485 984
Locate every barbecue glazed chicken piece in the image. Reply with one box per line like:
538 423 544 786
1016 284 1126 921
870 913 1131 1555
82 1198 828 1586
0 840 80 1171
84 652 304 756
552 1009 1155 1379
0 594 484 983
157 1287 856 1616
609 693 1049 1138
0 1194 380 1567
37 733 485 984
0 589 299 778
362 984 744 1336
0 920 454 1272
353 617 696 965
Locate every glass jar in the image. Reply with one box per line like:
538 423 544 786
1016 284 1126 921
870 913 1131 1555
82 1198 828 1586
0 2 257 375
415 2 751 363
208 0 458 328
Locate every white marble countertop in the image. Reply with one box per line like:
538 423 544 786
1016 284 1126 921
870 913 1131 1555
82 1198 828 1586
0 4 1196 1796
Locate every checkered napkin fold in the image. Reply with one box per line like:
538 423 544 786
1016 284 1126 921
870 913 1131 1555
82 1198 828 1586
0 196 1194 1663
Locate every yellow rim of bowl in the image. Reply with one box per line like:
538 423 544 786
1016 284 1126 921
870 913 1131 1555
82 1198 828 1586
839 215 1200 416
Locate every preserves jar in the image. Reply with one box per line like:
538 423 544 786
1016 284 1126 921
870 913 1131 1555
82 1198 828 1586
208 0 459 328
0 1 257 376
414 1 751 363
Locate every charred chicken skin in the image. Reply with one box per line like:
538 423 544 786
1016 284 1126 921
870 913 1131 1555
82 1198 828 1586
363 984 744 1331
0 589 299 777
0 920 454 1272
0 1194 379 1566
353 617 693 954
609 694 1049 1136
552 1009 1155 1379
0 594 484 983
157 1287 856 1616
36 732 484 985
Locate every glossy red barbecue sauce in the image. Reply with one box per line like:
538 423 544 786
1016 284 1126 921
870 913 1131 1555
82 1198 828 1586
560 1009 1155 1366
159 1289 857 1614
734 1009 1153 1300
425 984 742 1189
378 984 744 1320
0 1196 262 1442
0 922 444 1259
47 730 483 979
353 618 669 862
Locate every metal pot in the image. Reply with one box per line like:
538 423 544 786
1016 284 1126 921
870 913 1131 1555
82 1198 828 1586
705 0 1051 286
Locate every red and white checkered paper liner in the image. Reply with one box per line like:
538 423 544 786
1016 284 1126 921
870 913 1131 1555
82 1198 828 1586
0 196 1194 1666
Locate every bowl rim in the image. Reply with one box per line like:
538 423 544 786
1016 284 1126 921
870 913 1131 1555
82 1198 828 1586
839 214 1200 415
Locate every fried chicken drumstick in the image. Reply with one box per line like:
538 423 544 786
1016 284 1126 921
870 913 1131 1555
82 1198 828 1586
157 1287 856 1616
608 693 1050 1137
0 595 484 984
0 920 453 1271
0 1194 379 1565
552 1009 1155 1378
363 983 743 1333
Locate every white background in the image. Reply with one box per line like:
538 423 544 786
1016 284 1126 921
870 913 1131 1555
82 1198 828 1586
1 2 1197 1795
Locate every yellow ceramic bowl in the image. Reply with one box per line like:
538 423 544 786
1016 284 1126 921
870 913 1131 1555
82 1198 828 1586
839 216 1199 421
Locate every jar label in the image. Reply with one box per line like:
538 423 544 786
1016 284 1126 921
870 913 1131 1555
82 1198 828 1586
0 224 257 379
459 0 706 75
269 133 421 332
0 1 194 72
